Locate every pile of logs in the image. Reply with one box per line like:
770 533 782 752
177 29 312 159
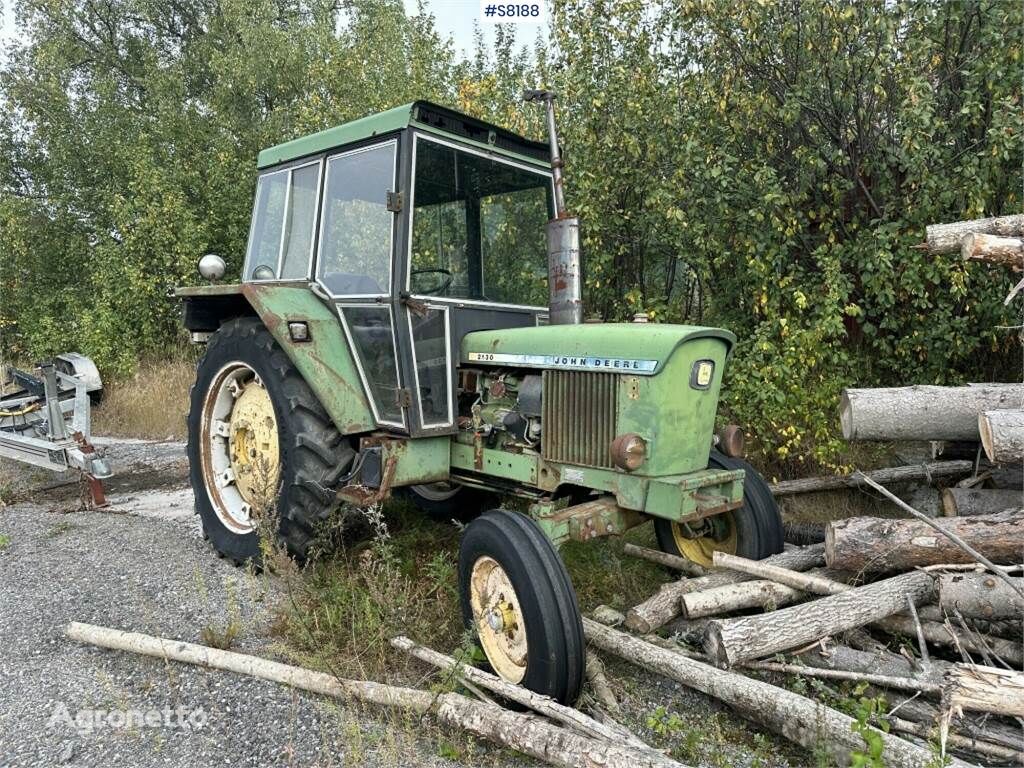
618 490 1024 766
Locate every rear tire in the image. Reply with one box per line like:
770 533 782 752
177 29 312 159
654 450 784 566
458 509 585 705
187 317 362 564
399 482 495 522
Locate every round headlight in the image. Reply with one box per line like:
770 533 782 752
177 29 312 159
610 433 647 471
198 253 226 281
252 264 275 281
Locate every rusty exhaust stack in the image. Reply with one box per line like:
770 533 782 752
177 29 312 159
524 89 582 325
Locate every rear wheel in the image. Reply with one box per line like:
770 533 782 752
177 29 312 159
458 509 585 704
654 450 783 567
400 482 495 522
187 317 362 564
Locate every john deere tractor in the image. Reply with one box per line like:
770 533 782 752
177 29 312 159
178 93 783 704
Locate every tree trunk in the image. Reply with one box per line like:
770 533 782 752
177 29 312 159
622 542 707 576
793 643 949 689
943 664 1024 717
840 385 1024 441
960 232 1024 269
66 622 685 768
769 461 974 496
704 572 936 667
873 615 1024 666
979 410 1024 464
624 544 825 634
582 618 972 768
941 487 1023 516
923 214 1024 253
825 512 1024 572
938 572 1024 619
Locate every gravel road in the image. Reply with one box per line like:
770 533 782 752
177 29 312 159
0 441 474 768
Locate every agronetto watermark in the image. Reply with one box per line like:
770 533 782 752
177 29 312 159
47 702 207 735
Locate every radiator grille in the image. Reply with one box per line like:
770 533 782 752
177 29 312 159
542 371 618 469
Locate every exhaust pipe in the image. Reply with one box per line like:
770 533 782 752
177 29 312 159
524 89 582 325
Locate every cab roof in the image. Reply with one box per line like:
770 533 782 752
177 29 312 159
256 100 550 170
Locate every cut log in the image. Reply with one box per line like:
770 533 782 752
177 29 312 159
938 572 1024 619
922 214 1024 253
585 651 620 713
979 410 1024 464
793 643 948 689
712 552 850 596
873 615 1024 666
622 542 707 576
583 618 971 768
943 663 1024 717
825 511 1024 572
769 461 974 496
704 571 936 667
66 622 685 768
941 487 1022 516
624 544 825 633
890 716 1024 764
961 232 1024 269
840 385 1024 441
680 579 802 618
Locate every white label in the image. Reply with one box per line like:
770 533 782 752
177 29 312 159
563 468 585 484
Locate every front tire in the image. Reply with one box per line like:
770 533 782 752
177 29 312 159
187 317 360 564
654 450 784 567
458 509 585 705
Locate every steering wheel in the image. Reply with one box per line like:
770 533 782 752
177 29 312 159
410 268 454 295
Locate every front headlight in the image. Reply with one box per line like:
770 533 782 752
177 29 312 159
610 433 647 471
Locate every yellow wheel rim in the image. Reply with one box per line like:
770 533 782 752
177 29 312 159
228 377 280 507
469 556 528 683
671 512 738 568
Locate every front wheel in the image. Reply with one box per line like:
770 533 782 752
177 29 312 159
458 509 585 704
654 450 784 567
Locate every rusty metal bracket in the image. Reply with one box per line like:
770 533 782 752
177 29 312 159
337 455 397 507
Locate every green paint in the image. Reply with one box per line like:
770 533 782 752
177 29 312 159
450 442 538 484
643 469 744 522
460 323 734 376
256 101 550 170
241 283 376 434
377 436 450 486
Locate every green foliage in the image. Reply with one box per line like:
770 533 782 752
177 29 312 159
847 684 890 768
646 705 685 737
2 0 1020 467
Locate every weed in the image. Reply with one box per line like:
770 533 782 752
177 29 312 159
0 533 9 550
44 519 77 538
91 351 196 440
646 705 685 737
199 577 244 650
847 683 889 768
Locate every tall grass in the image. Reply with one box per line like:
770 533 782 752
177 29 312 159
92 350 197 440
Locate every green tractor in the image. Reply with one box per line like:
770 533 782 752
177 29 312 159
178 93 783 704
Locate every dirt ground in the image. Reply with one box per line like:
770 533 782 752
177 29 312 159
0 438 806 768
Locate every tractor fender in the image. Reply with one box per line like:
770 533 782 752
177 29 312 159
177 283 375 435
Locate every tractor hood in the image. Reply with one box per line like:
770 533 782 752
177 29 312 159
460 323 735 377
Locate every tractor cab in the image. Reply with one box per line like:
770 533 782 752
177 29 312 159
239 102 555 436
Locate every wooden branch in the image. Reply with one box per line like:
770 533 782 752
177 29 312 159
872 615 1024 667
704 571 936 667
840 386 1024 441
622 542 708 576
853 474 1024 601
943 663 1024 717
390 636 649 751
769 461 974 496
66 622 686 768
890 716 1024 764
938 572 1024 619
582 618 972 768
979 410 1024 464
680 579 802 618
941 487 1022 516
793 643 948 689
743 660 941 694
712 552 850 595
585 651 619 713
961 232 1024 269
625 544 825 633
922 214 1024 254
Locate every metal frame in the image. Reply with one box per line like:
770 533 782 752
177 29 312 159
242 159 323 284
406 303 454 429
335 303 407 430
315 140 399 300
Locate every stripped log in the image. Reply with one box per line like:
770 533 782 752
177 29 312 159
712 552 850 596
622 543 707 576
840 386 1024 441
961 232 1024 269
921 214 1024 254
769 460 974 496
680 579 802 618
938 572 1024 619
941 487 1022 516
943 664 1024 717
704 571 936 667
583 618 971 768
825 511 1024 572
66 622 685 768
979 410 1024 464
625 544 825 634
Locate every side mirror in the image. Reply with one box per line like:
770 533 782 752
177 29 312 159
198 254 226 282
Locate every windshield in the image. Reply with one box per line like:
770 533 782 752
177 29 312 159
410 137 553 307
